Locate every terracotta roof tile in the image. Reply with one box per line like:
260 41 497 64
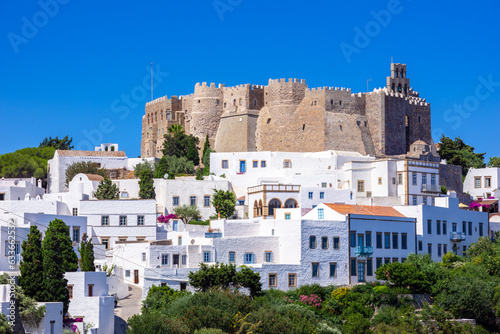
84 174 104 182
324 204 406 218
57 150 126 157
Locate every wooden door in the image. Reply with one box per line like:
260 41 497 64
134 270 139 284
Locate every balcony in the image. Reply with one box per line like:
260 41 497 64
248 184 301 194
355 246 373 257
205 232 223 238
422 184 441 193
450 232 466 242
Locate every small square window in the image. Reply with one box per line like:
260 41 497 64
288 273 296 287
253 160 258 168
312 263 319 277
261 160 266 168
268 273 277 287
203 251 211 262
333 237 340 250
229 252 235 263
321 182 327 188
318 208 324 219
265 251 273 263
222 160 228 169
204 196 210 207
137 216 144 226
243 253 255 264
173 196 179 206
283 160 292 168
119 216 127 226
190 196 197 206
308 192 313 199
285 213 291 220
319 192 324 199
101 216 109 226
329 263 337 277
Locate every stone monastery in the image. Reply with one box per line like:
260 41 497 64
142 63 438 162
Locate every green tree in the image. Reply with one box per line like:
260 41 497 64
174 205 201 224
235 266 262 297
488 156 500 167
49 219 78 272
64 161 109 187
42 220 71 313
375 262 430 293
94 178 119 200
154 156 169 178
212 189 236 219
0 313 13 334
128 311 189 334
195 168 204 180
163 155 194 175
79 233 95 272
39 135 74 150
162 124 200 166
139 169 156 199
0 147 55 180
438 135 485 176
19 226 44 301
134 159 156 178
202 137 215 176
343 313 372 334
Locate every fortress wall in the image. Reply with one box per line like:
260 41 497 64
383 94 408 155
324 113 374 156
365 92 385 156
215 112 259 152
190 83 224 149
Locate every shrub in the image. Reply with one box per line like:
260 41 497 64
343 313 372 334
128 311 189 334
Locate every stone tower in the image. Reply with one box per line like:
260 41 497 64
387 63 410 96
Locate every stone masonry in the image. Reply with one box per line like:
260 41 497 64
141 63 438 161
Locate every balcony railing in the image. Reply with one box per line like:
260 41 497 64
422 184 441 193
355 246 373 257
248 184 301 194
205 232 223 238
450 232 466 242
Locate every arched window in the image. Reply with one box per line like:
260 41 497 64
268 198 282 216
395 69 399 78
284 198 298 208
397 84 402 93
391 83 395 91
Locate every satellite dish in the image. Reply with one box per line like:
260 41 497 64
190 239 195 245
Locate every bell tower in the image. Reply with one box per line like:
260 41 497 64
387 63 410 96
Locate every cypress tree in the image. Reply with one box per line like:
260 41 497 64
80 233 95 272
154 156 169 178
94 178 119 200
19 225 44 301
42 219 70 314
139 169 156 199
51 219 78 272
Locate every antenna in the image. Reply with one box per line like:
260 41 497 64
151 62 153 101
366 79 372 92
391 56 393 63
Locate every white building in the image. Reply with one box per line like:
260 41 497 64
0 177 45 201
95 143 119 152
464 167 500 200
395 197 489 260
65 271 114 334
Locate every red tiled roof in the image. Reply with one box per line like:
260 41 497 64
238 196 246 200
57 150 126 157
324 204 406 218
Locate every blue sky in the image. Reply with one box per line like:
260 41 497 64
1 0 499 159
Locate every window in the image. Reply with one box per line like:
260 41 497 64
204 251 211 263
265 251 273 263
468 222 472 236
392 177 396 185
398 173 403 184
438 244 442 257
392 258 399 263
384 258 391 264
427 243 432 256
422 174 427 185
431 175 436 185
442 221 447 235
182 255 187 265
121 192 129 198
204 196 210 207
308 192 313 199
402 233 407 249
178 236 182 245
137 216 144 226
463 245 467 256
253 160 258 168
243 253 254 264
72 208 78 216
350 258 356 276
125 270 130 277
72 227 80 243
412 196 417 205
475 177 481 188
392 233 398 249
190 196 196 206
321 182 327 188
462 221 467 233
318 208 324 219
366 232 371 247
367 258 373 276
412 173 417 185
285 213 291 220
261 160 266 168
321 237 328 250
376 258 382 269
378 177 382 185
376 232 382 249
283 160 292 168
418 240 422 251
309 236 317 249
384 233 390 249
136 237 145 241
222 160 228 169
357 180 365 192
319 192 324 199
173 196 179 206
229 252 235 263
427 220 432 234
67 285 73 299
423 197 427 205
119 216 127 226
333 237 340 250
161 254 169 265
0 193 4 201
452 223 457 232
268 274 277 287
142 252 146 262
101 216 109 226
312 263 319 277
288 273 297 287
436 220 441 235
443 244 447 254
485 177 491 188
101 238 109 250
350 232 356 247
88 284 93 297
329 263 337 277
479 223 483 236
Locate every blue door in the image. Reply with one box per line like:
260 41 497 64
358 262 365 282
173 220 178 232
240 160 246 173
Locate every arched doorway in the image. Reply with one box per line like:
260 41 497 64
268 198 282 216
284 198 298 208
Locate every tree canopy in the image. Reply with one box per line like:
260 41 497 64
134 159 156 178
139 169 156 199
0 146 55 179
202 134 215 176
94 178 119 200
39 135 74 150
488 156 500 167
174 205 201 224
162 124 200 166
438 135 485 176
212 189 236 219
19 225 44 301
64 161 109 187
79 233 95 272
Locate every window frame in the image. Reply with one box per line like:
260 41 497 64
357 180 365 192
311 262 319 277
321 236 328 250
309 236 317 249
119 216 127 226
161 253 169 266
101 216 109 226
333 236 340 250
229 251 235 263
288 273 297 287
203 195 211 208
221 160 229 169
329 262 337 277
137 215 145 226
268 273 277 287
